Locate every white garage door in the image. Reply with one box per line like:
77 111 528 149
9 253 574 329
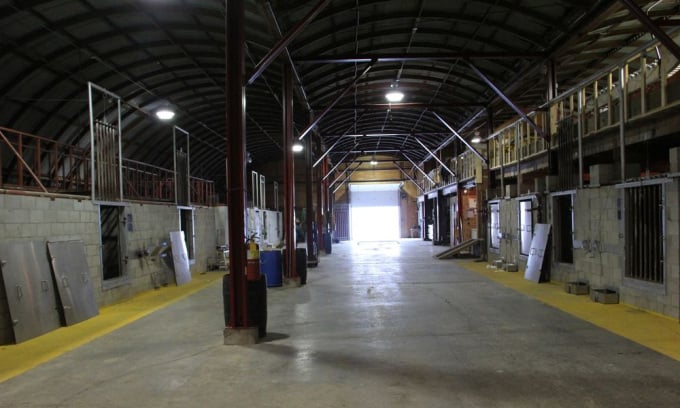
349 183 400 241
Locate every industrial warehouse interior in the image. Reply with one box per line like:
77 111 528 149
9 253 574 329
0 0 679 406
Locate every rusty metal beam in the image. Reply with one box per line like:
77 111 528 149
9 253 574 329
305 116 316 265
393 161 424 193
413 136 456 178
298 62 375 141
295 52 545 64
467 61 548 143
248 0 331 85
432 111 488 165
618 0 680 62
225 0 249 329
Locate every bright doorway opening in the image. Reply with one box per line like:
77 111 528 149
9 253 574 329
349 183 400 242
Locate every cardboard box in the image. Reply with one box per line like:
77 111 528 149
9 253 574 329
564 281 589 295
590 288 619 304
504 263 518 272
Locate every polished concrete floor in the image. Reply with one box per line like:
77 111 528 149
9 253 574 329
1 239 679 407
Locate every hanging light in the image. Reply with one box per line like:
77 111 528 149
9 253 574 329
385 83 404 103
292 142 304 152
471 131 482 144
155 106 175 121
370 154 378 165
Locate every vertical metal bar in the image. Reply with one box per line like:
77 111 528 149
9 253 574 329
641 56 647 115
117 98 123 201
226 0 249 328
18 133 23 186
577 88 584 188
88 83 96 201
619 66 626 182
173 127 178 205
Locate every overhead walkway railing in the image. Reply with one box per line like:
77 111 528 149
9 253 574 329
0 126 215 206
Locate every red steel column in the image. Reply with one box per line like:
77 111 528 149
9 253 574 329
283 65 297 279
305 124 316 263
316 143 324 253
225 0 249 328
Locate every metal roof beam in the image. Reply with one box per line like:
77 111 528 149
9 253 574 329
296 52 545 64
403 153 435 184
413 136 456 178
618 0 680 62
393 161 424 193
431 112 488 165
298 61 375 141
248 0 331 85
467 61 548 143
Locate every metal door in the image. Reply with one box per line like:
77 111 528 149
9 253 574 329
47 240 99 326
170 231 191 286
0 241 61 343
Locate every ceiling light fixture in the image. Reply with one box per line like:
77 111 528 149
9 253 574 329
292 142 304 152
155 107 175 121
370 154 378 165
471 131 482 144
385 83 404 103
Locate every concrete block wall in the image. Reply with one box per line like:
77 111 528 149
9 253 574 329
571 187 624 289
0 194 220 344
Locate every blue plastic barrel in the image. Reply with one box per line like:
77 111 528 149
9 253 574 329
259 250 283 287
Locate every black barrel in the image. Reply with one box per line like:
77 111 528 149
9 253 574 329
296 248 308 285
323 232 332 254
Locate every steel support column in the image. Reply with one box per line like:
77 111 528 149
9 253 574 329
283 65 297 279
305 118 317 265
618 0 680 62
248 0 331 85
432 111 488 164
467 62 548 143
298 62 374 141
225 0 249 330
316 150 324 254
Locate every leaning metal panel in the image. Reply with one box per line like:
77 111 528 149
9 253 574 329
524 223 551 283
47 240 99 326
169 231 191 286
0 241 62 343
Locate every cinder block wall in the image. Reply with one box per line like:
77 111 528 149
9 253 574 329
572 187 624 289
0 194 218 344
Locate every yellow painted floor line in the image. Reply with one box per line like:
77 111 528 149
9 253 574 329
456 260 680 362
0 271 224 383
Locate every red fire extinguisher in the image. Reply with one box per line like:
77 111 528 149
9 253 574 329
246 235 260 281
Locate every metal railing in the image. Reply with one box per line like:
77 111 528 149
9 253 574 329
0 126 215 206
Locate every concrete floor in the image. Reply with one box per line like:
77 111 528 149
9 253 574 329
1 239 679 407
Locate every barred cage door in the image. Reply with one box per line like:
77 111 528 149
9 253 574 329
89 83 123 202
